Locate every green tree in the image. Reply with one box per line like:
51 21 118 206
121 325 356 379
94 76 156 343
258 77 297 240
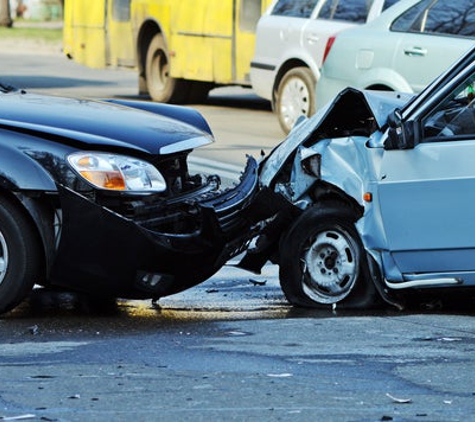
0 0 12 27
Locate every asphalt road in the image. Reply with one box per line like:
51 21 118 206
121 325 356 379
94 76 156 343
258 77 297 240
2 285 475 421
1 44 475 422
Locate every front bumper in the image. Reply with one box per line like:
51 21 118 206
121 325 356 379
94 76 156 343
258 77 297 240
50 157 260 299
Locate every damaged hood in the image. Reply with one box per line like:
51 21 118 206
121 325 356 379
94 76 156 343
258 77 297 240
260 88 411 187
0 89 213 155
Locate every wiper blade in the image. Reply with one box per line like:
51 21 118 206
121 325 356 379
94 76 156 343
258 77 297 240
0 83 17 93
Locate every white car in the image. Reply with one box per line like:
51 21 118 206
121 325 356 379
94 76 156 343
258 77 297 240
250 0 399 133
317 0 475 109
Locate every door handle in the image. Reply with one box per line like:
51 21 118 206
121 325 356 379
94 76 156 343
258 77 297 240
404 47 427 57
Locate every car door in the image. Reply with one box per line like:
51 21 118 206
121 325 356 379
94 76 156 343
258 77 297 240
390 0 475 93
260 0 319 70
378 73 475 280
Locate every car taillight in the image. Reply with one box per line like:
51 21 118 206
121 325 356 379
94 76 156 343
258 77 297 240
322 36 336 65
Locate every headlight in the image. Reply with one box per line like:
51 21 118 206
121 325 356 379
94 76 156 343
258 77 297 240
67 152 167 192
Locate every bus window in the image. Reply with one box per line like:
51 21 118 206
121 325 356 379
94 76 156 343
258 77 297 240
240 0 262 32
112 0 130 21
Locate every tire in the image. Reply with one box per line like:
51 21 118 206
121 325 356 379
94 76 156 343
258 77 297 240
145 34 190 103
276 67 316 134
279 204 378 309
0 197 42 314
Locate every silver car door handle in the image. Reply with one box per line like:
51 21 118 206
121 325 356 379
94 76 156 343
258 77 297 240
404 47 428 57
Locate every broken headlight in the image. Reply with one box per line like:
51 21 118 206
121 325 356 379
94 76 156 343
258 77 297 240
67 152 167 192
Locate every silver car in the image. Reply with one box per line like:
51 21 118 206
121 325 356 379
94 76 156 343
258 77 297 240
240 43 475 310
317 0 475 110
250 0 399 134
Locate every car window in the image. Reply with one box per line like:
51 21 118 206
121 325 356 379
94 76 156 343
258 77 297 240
382 0 399 11
391 0 475 37
271 0 318 17
423 74 475 140
317 0 370 23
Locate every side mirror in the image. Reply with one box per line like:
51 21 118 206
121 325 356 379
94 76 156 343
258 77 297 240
385 108 415 150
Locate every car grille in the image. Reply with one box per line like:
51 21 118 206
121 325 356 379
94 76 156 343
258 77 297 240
120 157 259 236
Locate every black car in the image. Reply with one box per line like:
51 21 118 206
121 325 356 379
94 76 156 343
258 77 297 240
0 84 259 314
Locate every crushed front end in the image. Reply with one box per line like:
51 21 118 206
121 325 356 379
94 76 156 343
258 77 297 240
51 156 260 299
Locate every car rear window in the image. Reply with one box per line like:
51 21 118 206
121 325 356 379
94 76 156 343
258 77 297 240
317 0 371 23
383 0 399 11
271 0 318 18
391 0 475 37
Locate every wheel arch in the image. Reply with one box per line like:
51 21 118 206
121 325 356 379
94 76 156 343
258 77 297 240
272 59 313 106
0 141 59 280
310 181 364 222
357 68 413 93
366 84 393 91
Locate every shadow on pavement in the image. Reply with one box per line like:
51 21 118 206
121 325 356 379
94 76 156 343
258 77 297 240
2 75 124 90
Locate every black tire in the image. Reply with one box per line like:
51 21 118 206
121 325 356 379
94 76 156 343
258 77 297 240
276 67 316 134
0 197 42 314
279 204 378 309
145 34 190 103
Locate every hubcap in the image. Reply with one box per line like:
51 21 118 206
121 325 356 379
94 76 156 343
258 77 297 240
301 228 359 304
0 231 8 285
280 76 311 131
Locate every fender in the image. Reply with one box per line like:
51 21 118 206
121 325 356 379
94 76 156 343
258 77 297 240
358 67 413 93
0 135 58 276
12 192 57 279
0 137 57 191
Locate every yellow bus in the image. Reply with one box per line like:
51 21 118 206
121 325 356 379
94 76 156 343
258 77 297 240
63 0 272 103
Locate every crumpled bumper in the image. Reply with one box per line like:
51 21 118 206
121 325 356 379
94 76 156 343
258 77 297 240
50 157 260 299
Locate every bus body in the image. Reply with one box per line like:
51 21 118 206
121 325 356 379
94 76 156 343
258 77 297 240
63 0 272 103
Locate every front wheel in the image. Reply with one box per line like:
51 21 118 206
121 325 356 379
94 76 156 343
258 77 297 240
275 67 316 134
0 197 43 314
279 204 379 309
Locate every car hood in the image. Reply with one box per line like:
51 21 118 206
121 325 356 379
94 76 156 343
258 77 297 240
0 90 213 155
260 88 412 187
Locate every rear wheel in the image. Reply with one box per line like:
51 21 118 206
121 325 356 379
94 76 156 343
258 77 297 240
0 197 42 314
276 67 316 134
145 34 189 103
279 204 378 309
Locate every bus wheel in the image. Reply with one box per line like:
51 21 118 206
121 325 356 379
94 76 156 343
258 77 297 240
145 34 189 103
